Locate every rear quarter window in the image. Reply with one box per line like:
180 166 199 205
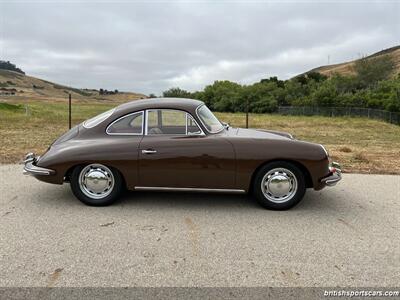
83 109 115 128
106 111 144 135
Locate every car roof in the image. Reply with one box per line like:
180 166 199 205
115 98 204 115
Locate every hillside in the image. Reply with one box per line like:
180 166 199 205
305 45 400 77
0 69 147 103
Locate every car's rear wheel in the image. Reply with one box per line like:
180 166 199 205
253 161 306 210
70 164 123 206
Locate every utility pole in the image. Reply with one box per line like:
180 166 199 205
68 93 72 129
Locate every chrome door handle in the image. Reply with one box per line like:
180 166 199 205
142 149 157 154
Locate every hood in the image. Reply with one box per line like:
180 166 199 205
228 128 294 140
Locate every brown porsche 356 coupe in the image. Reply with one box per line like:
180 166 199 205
23 98 341 209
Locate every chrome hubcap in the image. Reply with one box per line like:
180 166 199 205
261 168 298 203
79 164 114 199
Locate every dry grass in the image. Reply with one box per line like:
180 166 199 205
338 146 352 153
307 46 400 78
216 112 400 174
0 69 147 102
1 100 400 174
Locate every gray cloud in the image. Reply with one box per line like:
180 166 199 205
1 0 399 94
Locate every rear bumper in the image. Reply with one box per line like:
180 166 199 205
23 153 55 176
320 162 342 187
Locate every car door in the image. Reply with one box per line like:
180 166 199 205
105 110 145 188
137 109 236 189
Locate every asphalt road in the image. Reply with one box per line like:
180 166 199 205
0 164 399 287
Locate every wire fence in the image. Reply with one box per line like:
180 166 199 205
277 106 400 125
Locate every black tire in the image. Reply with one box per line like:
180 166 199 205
253 161 306 210
70 164 123 206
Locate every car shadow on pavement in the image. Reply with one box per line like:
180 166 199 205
47 185 342 212
114 189 333 212
118 190 260 210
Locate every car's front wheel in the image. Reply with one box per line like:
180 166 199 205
70 164 123 206
253 161 306 210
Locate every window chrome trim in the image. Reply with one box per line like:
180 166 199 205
185 113 188 134
145 109 205 136
195 104 224 134
106 110 144 136
186 113 203 135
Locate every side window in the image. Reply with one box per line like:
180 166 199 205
107 111 143 135
147 109 186 135
146 109 203 135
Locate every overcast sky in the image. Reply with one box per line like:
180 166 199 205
0 0 399 95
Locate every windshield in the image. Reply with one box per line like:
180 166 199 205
197 105 224 133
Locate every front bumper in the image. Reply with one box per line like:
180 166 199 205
320 162 342 187
23 153 55 176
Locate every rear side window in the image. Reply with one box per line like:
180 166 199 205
106 111 144 135
83 108 115 128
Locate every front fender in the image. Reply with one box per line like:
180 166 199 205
228 138 329 190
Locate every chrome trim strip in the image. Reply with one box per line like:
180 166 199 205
23 152 36 163
185 113 188 134
321 173 341 186
195 104 225 134
23 161 55 176
134 186 246 193
320 162 342 186
145 109 149 135
106 110 144 136
141 149 157 154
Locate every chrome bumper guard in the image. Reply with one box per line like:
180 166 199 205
23 153 55 176
320 162 342 187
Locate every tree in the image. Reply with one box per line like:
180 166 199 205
201 81 243 112
159 64 399 113
295 74 308 85
310 80 337 107
260 76 285 88
0 60 25 74
354 55 395 88
162 87 191 98
306 72 327 83
243 82 278 113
